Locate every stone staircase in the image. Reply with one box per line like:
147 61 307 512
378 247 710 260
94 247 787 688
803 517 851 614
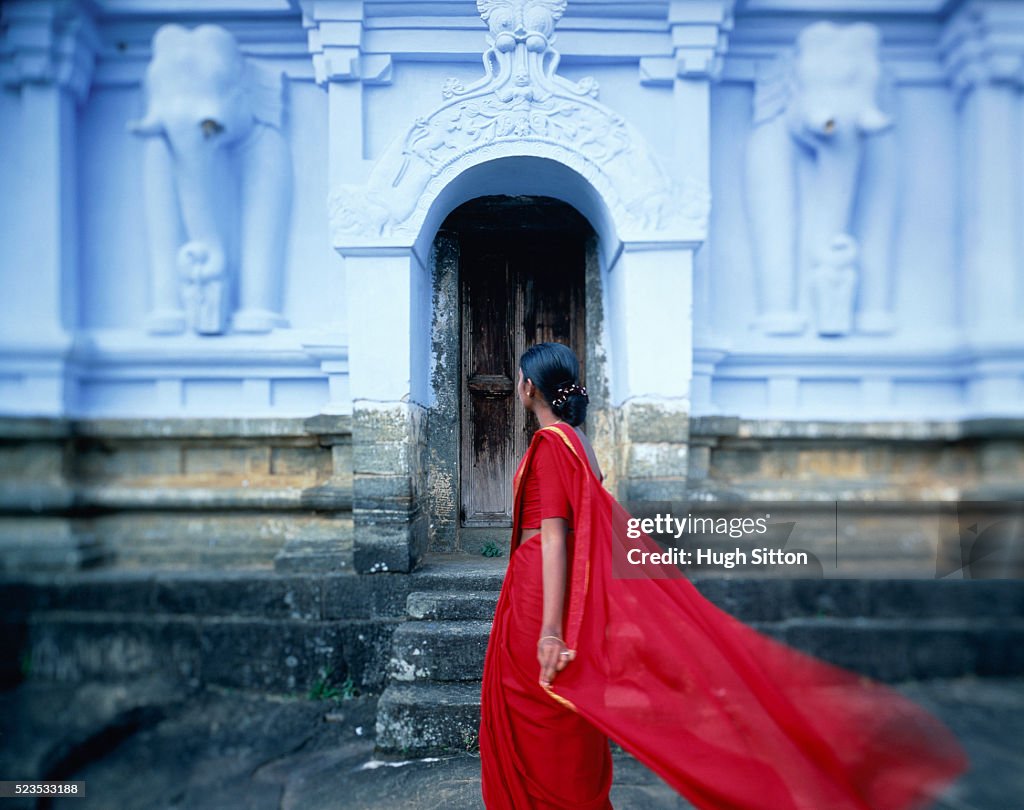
0 568 405 695
375 561 1024 755
375 557 506 754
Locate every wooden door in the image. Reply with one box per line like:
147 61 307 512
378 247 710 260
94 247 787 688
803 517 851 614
460 230 585 527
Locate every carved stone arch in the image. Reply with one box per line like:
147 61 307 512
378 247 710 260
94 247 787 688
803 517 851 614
328 0 709 252
338 0 706 572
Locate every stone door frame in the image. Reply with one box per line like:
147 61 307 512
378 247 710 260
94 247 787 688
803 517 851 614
424 198 606 553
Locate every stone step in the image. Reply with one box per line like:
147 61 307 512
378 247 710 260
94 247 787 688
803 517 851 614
407 590 499 620
388 620 492 682
385 615 1024 685
375 681 482 754
92 512 353 571
376 681 718 793
6 566 1020 624
398 577 1024 623
690 577 1024 622
405 554 508 592
14 610 396 694
0 569 413 622
375 615 1024 755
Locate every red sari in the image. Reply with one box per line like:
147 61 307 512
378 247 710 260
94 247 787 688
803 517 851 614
479 424 968 810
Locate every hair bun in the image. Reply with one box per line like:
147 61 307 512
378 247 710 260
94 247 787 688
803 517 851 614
550 382 588 410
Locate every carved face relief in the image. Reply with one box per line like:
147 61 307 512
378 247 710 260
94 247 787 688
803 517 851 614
790 22 891 138
477 0 566 52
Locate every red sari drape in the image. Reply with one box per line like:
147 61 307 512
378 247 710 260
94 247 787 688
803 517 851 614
479 424 968 810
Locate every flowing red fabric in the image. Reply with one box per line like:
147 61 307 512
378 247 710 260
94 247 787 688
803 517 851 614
479 424 969 810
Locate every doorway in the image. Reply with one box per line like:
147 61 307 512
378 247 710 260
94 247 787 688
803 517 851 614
427 196 595 550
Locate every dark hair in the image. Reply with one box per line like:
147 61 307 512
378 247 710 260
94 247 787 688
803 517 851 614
520 342 589 427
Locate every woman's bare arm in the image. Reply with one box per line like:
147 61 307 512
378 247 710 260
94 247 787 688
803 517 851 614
538 516 573 685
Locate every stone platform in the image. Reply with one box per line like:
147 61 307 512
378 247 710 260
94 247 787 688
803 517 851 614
0 675 1021 809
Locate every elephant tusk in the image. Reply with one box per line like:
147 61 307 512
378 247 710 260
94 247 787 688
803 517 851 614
128 116 164 137
857 107 893 134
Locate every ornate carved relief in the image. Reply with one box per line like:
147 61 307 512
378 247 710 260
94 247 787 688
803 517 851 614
0 1 99 102
745 22 899 337
131 24 292 335
329 0 706 246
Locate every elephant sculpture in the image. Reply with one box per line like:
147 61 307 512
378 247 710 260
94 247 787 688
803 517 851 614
745 21 899 337
130 24 292 335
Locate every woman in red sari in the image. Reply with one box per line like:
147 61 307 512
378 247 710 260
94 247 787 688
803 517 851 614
479 342 968 810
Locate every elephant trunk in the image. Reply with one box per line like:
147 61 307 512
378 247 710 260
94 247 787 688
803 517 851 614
167 129 236 334
810 128 861 243
170 133 232 254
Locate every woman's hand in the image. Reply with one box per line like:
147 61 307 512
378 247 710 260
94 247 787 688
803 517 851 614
537 635 575 687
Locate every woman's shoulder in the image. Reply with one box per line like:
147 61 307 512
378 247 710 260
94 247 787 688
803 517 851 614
533 424 604 482
532 423 575 449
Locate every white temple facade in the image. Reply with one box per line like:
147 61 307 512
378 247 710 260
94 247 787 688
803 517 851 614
2 0 1024 572
4 0 1023 424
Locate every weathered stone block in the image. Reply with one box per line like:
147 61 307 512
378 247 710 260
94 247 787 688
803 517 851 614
627 442 689 478
198 618 396 693
712 448 765 479
76 442 182 479
686 443 711 480
353 440 411 476
94 512 345 569
0 441 65 481
778 620 980 682
690 416 740 438
621 400 690 444
624 478 690 502
352 403 419 443
387 620 490 682
25 573 158 615
375 681 482 754
273 534 354 573
406 590 499 620
151 572 324 620
353 523 418 574
0 518 105 574
270 445 332 477
302 413 352 437
330 442 353 480
353 475 415 511
322 573 412 620
298 483 352 510
182 445 267 476
26 615 201 683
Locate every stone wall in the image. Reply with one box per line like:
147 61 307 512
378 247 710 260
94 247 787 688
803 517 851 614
686 417 1024 576
0 416 352 574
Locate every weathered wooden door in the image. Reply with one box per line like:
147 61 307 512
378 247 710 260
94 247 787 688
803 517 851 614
460 229 586 527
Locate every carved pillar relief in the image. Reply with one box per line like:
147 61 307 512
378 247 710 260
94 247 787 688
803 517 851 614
942 1 1024 339
131 24 293 336
745 22 899 337
1 0 98 347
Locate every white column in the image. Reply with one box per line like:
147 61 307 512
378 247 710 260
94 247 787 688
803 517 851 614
341 250 428 572
942 1 1024 414
668 0 733 189
608 244 696 500
944 4 1024 337
0 1 97 416
301 0 395 416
